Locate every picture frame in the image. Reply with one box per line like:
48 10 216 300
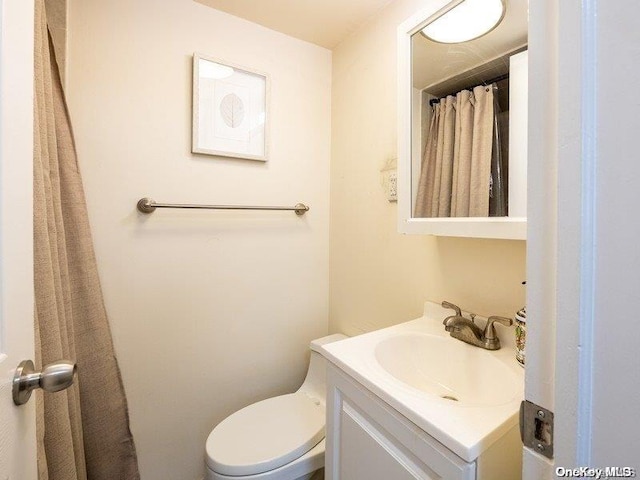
192 53 269 161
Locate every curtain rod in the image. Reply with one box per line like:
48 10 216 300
428 73 510 106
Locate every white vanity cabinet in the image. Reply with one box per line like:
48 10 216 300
325 364 522 480
326 364 474 480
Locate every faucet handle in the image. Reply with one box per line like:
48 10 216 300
441 301 462 317
483 316 514 340
487 316 513 327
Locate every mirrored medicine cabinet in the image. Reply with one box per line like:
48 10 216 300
397 0 528 240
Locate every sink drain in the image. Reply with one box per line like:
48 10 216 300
441 395 459 402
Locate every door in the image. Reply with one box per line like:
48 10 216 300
0 0 37 478
526 0 640 478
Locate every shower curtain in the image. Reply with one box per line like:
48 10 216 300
414 85 498 218
33 1 140 479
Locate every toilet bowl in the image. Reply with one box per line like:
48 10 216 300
205 334 347 480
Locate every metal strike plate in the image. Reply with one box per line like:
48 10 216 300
520 400 554 459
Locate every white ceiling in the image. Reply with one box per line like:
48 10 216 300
194 0 394 49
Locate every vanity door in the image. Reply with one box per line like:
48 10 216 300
326 365 475 480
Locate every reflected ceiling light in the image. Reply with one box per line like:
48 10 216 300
421 0 506 44
200 61 234 80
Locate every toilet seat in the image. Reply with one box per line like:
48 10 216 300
206 392 325 476
206 440 324 480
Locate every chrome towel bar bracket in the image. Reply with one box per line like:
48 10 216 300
136 197 309 216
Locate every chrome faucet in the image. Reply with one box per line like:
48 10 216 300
441 301 513 350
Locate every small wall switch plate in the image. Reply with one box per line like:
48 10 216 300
388 171 397 202
380 158 398 202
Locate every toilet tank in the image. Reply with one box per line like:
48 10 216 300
297 334 347 405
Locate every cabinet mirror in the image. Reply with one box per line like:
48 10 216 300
397 0 528 239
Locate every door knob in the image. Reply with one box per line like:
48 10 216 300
13 359 77 406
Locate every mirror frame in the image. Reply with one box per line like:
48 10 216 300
396 0 527 240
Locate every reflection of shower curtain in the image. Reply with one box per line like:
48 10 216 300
33 1 140 479
490 93 509 217
415 85 498 217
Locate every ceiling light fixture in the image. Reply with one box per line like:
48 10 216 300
421 0 506 44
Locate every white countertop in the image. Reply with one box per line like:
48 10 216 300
321 301 524 463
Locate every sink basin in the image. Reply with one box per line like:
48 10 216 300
321 301 524 462
374 332 520 406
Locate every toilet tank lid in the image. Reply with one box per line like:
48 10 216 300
310 334 348 354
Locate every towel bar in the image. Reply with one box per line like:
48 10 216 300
136 197 309 216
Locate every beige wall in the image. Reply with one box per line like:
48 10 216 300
66 1 331 479
329 0 527 337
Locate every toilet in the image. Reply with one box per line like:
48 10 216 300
205 334 347 480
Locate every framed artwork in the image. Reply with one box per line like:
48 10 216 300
192 53 269 161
